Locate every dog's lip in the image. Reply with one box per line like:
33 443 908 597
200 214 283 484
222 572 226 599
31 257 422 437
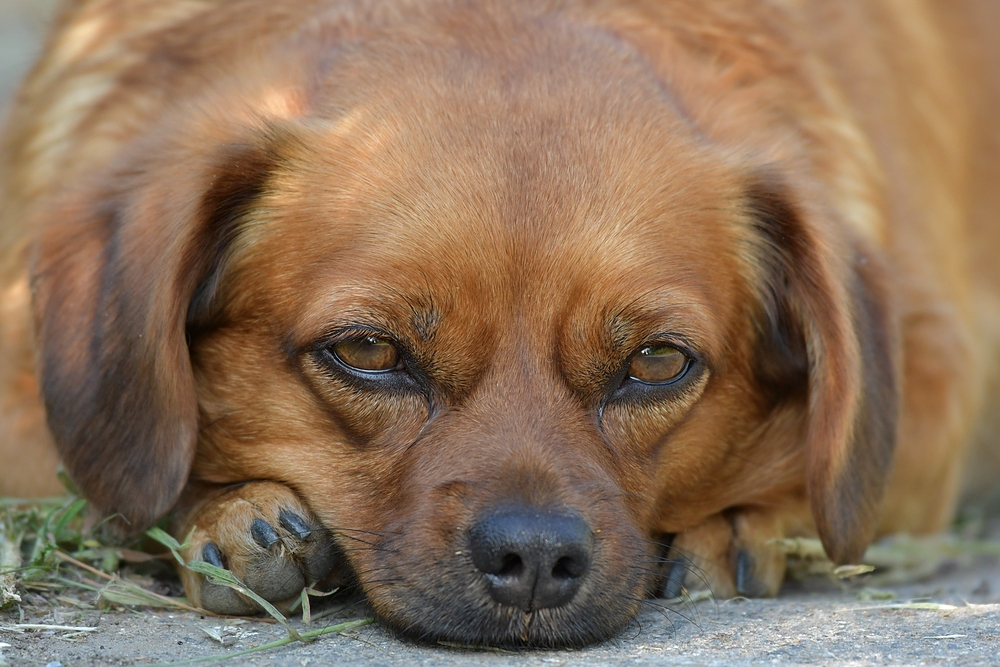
367 573 640 648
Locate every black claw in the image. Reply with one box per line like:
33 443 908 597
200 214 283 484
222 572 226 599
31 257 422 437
202 542 225 568
735 549 769 597
662 554 689 599
278 510 313 540
251 519 280 548
735 549 753 594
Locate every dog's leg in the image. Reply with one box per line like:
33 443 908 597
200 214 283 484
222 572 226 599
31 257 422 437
174 481 342 615
660 504 811 600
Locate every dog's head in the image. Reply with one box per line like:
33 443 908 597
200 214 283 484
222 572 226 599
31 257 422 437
31 4 897 646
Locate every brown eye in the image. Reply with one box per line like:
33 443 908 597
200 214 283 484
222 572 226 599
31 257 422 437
332 337 400 372
628 345 689 384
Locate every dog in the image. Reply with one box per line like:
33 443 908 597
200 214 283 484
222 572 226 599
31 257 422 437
1 0 999 648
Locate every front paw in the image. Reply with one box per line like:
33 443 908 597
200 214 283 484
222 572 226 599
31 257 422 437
659 506 809 600
177 481 340 615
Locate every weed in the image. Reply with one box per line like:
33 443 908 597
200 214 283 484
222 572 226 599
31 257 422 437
0 492 372 665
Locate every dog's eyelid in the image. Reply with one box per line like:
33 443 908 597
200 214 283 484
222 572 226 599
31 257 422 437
302 324 407 355
311 345 426 397
627 334 705 369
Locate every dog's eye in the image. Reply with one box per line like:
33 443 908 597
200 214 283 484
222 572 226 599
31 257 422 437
332 337 401 372
628 345 689 384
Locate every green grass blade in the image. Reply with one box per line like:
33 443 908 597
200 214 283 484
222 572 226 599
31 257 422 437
51 499 87 541
145 527 189 565
301 589 311 626
0 498 66 507
183 561 300 640
53 576 102 593
99 587 180 609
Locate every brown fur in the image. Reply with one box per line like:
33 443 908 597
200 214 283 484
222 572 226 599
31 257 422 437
1 0 998 647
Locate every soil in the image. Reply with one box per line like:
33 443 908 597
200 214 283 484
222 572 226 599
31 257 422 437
3 564 1000 666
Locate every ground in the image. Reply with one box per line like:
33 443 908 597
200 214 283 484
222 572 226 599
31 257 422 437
3 568 1000 666
1 3 999 666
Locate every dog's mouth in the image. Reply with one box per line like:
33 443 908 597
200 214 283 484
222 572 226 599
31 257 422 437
331 507 653 648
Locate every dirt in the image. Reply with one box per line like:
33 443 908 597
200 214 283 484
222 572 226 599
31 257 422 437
2 3 999 665
3 564 1000 666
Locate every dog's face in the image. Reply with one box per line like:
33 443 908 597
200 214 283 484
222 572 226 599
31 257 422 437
29 8 896 646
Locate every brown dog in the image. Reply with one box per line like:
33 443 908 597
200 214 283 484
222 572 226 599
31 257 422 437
2 0 999 647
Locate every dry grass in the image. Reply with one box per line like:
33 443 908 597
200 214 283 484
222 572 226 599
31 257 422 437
0 490 371 665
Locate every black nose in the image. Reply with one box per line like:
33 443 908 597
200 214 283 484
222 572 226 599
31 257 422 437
468 509 593 612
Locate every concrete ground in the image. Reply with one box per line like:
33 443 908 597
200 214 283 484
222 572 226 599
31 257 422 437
3 568 1000 666
2 3 999 666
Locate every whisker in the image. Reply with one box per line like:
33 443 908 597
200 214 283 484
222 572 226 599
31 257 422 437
630 598 679 629
327 526 402 538
625 594 705 631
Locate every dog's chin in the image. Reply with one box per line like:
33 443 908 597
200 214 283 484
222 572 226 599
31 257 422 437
387 601 640 648
367 575 646 648
353 529 651 647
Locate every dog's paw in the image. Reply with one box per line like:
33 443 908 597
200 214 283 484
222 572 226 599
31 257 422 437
177 481 339 615
659 507 807 600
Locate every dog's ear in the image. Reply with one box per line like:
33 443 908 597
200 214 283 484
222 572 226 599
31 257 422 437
747 175 899 564
30 137 276 535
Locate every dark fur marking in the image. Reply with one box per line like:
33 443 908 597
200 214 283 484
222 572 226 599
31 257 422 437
187 144 277 332
745 182 810 402
410 305 441 343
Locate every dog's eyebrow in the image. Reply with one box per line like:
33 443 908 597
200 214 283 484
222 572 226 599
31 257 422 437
606 298 708 347
410 305 441 342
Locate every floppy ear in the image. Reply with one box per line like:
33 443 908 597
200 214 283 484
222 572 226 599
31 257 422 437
747 176 899 564
30 138 276 534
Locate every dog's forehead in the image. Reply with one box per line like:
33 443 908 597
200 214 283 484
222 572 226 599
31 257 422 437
239 23 751 351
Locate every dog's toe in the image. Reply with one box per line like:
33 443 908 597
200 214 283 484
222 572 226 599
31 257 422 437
660 550 692 600
658 506 806 600
731 551 782 598
660 514 739 599
195 542 258 615
728 509 792 597
177 481 340 614
250 518 280 548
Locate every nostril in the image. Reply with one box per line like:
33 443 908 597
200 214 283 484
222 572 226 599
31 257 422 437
551 555 582 580
497 553 523 578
